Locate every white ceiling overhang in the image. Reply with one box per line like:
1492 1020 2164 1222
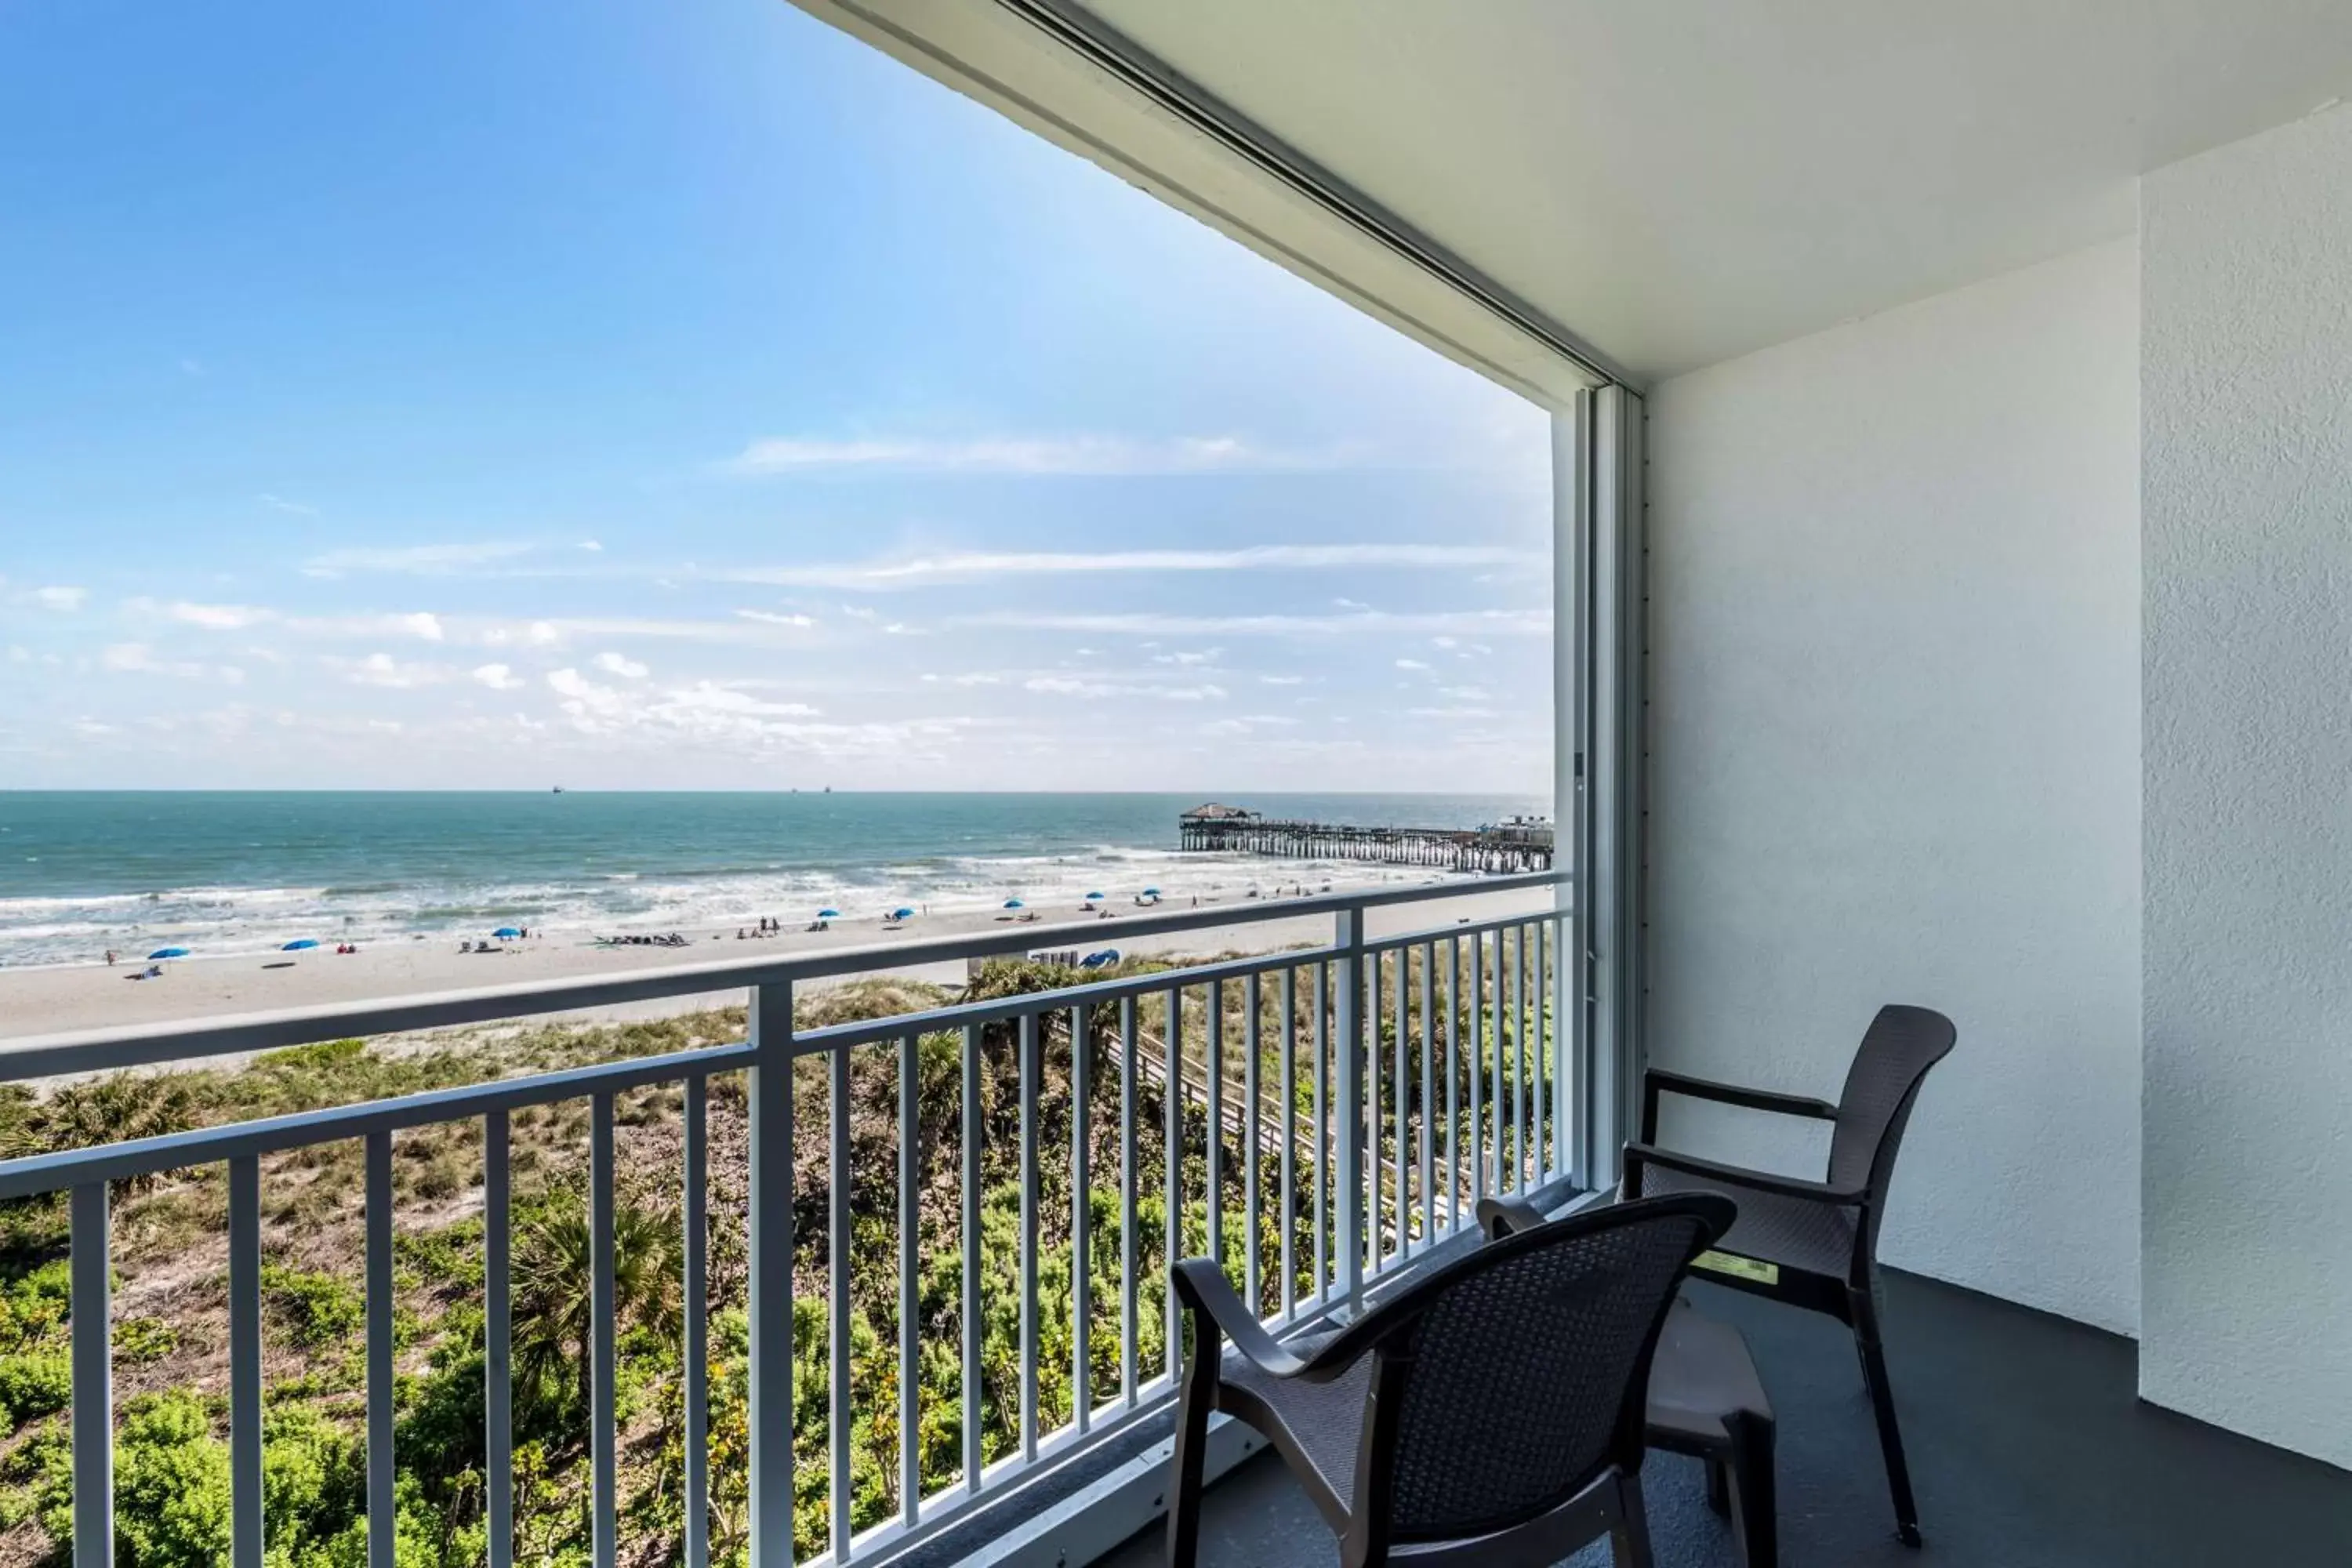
793 0 2352 390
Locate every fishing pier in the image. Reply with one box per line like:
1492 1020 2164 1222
1178 802 1553 873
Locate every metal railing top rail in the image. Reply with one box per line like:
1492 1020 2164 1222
0 869 1566 1082
0 1040 756 1202
0 897 1566 1203
793 904 1548 1052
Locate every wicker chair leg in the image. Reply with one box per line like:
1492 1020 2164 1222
1851 1289 1922 1547
1165 1331 1215 1566
1610 1474 1655 1568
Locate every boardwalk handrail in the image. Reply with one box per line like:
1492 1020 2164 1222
26 872 1574 1568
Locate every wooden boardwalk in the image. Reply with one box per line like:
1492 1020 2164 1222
1178 807 1552 873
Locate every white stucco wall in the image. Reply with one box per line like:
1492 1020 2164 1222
1643 240 2145 1334
2141 103 2352 1469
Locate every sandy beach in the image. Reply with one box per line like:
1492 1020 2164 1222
0 879 1558 1048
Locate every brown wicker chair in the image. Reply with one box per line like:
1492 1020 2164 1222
1165 1193 1735 1567
1621 1004 1957 1546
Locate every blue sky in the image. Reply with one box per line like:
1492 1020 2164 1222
0 0 1552 792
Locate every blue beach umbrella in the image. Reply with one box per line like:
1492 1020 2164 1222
148 947 189 960
1002 898 1025 910
1080 949 1120 969
1084 891 1105 902
891 907 916 920
818 908 841 920
492 927 523 939
1140 887 1161 898
281 938 320 952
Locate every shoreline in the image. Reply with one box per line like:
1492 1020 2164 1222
0 877 1557 1047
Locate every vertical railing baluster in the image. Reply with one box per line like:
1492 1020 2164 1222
485 1112 513 1568
1119 996 1138 1406
1419 943 1436 1243
230 1158 263 1568
1391 948 1406 1262
1524 922 1540 1188
1279 966 1297 1320
1468 930 1486 1207
365 1133 394 1568
1334 909 1367 1305
1206 981 1224 1269
1312 961 1329 1301
591 1095 617 1568
829 1047 853 1561
960 1022 982 1495
1243 973 1261 1315
1018 1013 1040 1462
898 1036 920 1526
1069 1005 1091 1434
70 1182 111 1568
1552 914 1571 1183
681 1081 707 1568
1443 938 1460 1230
1163 985 1182 1375
748 982 795 1568
1515 922 1530 1192
1490 931 1506 1196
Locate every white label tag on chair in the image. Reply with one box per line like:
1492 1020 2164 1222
1693 1250 1780 1287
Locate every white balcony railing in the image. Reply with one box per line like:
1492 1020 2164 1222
13 871 1571 1568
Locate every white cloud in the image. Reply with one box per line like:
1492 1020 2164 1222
1200 713 1301 736
280 610 446 643
728 543 1537 591
1152 648 1222 666
258 493 318 517
1439 685 1494 702
1394 658 1432 671
341 652 451 689
881 622 924 637
303 542 534 578
158 600 270 631
593 652 650 680
1431 636 1459 649
1333 597 1369 611
97 643 244 683
1408 706 1498 720
1258 674 1306 686
1025 676 1226 702
33 586 85 612
725 432 1352 477
959 608 1548 638
840 604 877 620
472 663 524 691
578 539 603 552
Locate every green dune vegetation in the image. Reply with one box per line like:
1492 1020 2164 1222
0 946 1555 1568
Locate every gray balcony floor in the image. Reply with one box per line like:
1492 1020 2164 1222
1100 1269 2352 1566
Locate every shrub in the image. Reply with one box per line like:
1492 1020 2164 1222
263 1265 365 1349
0 1352 71 1426
38 1392 229 1568
114 1316 179 1363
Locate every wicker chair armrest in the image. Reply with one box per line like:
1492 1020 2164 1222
1171 1258 1315 1381
1642 1066 1838 1141
1624 1142 1865 1207
1475 1195 1551 1240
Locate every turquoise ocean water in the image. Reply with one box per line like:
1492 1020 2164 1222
0 792 1546 967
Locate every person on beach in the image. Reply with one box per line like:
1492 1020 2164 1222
104 949 115 967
